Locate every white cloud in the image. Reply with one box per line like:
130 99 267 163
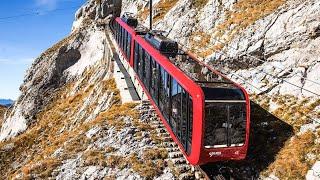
0 58 34 65
35 0 59 9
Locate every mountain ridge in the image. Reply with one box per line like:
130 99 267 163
0 99 14 107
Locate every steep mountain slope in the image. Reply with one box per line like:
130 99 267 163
0 0 319 179
0 1 190 179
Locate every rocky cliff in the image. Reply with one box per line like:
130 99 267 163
0 0 319 179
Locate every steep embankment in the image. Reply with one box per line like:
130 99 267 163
124 0 320 179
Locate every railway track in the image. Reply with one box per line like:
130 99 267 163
139 101 212 180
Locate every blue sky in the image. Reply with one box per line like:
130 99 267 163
0 0 85 99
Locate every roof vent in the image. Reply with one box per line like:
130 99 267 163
145 31 178 58
121 12 138 28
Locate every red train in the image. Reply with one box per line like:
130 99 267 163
110 14 250 165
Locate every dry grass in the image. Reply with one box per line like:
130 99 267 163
192 0 209 9
138 0 179 22
265 131 319 179
215 0 286 39
153 0 179 22
252 94 319 133
0 77 124 178
127 148 168 179
250 94 320 178
190 0 286 58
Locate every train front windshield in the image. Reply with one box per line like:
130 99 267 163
202 87 247 148
204 102 246 148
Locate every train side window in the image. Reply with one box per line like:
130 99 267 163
116 23 119 43
159 67 169 122
124 31 127 57
187 95 193 154
138 46 144 79
120 27 123 49
171 79 180 135
127 34 131 60
181 89 190 152
150 58 159 104
121 28 125 50
144 52 151 91
134 42 139 72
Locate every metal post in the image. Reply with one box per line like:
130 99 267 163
149 0 153 30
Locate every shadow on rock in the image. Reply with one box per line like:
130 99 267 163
201 101 294 180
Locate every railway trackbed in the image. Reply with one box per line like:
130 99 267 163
138 101 212 180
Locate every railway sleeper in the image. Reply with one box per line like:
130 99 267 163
179 173 196 180
170 157 187 164
195 171 206 179
163 142 177 148
156 128 167 133
169 152 184 159
176 165 192 173
165 147 180 152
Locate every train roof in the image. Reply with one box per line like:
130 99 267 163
167 55 239 89
116 17 240 90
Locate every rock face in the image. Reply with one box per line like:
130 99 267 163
125 0 320 99
0 0 118 141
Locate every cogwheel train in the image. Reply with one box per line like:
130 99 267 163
109 13 250 165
